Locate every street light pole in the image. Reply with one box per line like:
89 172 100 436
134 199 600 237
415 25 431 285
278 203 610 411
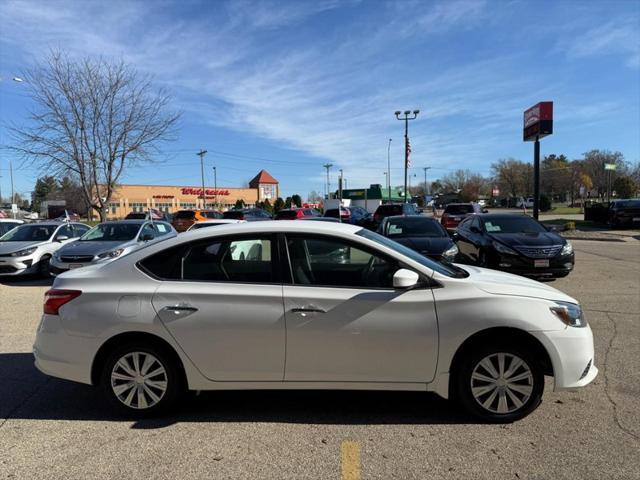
212 166 217 209
339 169 343 200
197 149 207 209
395 110 420 203
323 163 333 200
423 166 431 195
387 138 392 202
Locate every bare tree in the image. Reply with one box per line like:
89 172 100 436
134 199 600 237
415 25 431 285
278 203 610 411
8 51 180 221
491 158 531 199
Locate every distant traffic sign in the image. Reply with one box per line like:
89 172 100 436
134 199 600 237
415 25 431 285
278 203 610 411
604 163 616 171
523 101 553 141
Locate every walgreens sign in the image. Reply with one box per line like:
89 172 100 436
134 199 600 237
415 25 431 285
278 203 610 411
181 188 230 196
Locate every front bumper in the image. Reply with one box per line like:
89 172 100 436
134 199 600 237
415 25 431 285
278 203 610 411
0 256 37 276
530 325 598 391
490 252 574 278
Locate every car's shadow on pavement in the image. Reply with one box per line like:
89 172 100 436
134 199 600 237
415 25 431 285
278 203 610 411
0 276 53 287
1 353 476 428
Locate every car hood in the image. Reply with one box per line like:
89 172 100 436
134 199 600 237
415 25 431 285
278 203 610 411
489 231 564 246
0 240 45 254
393 236 453 254
58 240 135 256
461 264 578 304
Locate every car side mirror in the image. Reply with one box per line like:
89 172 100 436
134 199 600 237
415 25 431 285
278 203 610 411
545 224 559 232
393 268 420 289
450 231 460 240
56 235 69 242
140 233 154 242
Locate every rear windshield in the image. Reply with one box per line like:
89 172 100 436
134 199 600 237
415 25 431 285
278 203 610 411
202 211 222 219
445 204 474 214
377 205 402 216
80 223 140 241
223 211 244 219
276 210 299 219
324 209 344 218
175 211 195 219
386 217 447 237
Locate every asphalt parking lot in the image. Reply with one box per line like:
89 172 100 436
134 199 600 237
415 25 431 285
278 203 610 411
1 239 638 479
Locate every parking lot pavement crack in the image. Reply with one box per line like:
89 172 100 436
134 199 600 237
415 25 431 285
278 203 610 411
601 312 639 442
0 378 51 430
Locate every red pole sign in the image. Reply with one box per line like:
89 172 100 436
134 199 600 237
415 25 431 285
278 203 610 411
523 101 553 141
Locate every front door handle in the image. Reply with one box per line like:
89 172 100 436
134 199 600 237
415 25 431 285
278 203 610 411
161 305 198 314
291 307 326 314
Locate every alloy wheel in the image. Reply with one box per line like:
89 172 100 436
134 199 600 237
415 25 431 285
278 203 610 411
110 352 168 409
470 352 534 414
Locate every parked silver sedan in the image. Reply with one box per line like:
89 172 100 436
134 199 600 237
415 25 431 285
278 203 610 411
34 222 596 422
50 220 176 276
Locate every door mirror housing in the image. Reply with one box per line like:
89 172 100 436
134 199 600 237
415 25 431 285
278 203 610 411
450 231 460 240
393 268 420 289
140 233 154 242
56 235 69 242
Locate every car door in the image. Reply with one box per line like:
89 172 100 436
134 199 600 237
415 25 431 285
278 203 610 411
454 217 475 262
150 234 286 381
463 216 484 263
281 234 439 383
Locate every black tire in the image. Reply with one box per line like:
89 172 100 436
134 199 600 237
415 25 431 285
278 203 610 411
99 342 184 417
38 255 51 278
454 343 544 423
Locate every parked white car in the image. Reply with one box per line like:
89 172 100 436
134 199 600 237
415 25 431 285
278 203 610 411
34 222 596 421
186 219 245 231
0 221 90 277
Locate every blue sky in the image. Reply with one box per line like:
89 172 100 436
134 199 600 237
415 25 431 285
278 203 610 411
1 0 639 199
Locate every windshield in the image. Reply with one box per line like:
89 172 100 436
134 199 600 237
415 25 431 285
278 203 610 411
356 229 468 278
0 224 56 242
0 223 22 237
174 211 195 219
223 211 244 219
80 223 140 241
386 217 446 238
615 200 640 208
276 210 300 219
483 217 547 234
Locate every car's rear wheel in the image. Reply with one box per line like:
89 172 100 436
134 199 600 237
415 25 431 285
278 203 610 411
99 343 184 416
455 344 544 422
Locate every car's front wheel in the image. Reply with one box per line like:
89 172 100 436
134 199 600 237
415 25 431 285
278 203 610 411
455 345 544 422
99 343 184 416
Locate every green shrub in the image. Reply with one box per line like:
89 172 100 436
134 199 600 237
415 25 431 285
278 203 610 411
539 194 551 212
564 221 576 231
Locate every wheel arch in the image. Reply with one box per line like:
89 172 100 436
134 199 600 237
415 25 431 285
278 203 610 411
91 331 187 386
448 327 553 399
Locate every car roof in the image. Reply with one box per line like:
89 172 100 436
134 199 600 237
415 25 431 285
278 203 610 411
384 215 436 221
179 220 361 241
196 219 244 224
100 220 147 225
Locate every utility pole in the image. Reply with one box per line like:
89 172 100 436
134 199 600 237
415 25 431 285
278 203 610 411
323 163 333 200
9 161 15 218
339 169 344 201
423 166 431 195
197 149 207 209
395 110 420 203
387 138 392 202
212 166 217 209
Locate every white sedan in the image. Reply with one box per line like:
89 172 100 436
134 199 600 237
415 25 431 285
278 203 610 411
33 222 596 421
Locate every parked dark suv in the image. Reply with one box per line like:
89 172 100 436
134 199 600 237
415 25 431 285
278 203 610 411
223 208 272 221
324 206 371 226
372 203 418 229
584 199 640 228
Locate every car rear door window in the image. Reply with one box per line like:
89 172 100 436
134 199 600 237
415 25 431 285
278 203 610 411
286 235 397 289
154 222 171 235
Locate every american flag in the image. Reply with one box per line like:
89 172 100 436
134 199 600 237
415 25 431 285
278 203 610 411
405 136 412 167
148 208 163 220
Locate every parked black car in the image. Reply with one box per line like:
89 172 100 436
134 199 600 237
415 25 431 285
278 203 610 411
324 206 372 227
584 199 640 227
454 214 574 278
222 208 272 221
378 215 458 262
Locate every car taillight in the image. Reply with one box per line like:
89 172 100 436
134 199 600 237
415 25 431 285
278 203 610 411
43 289 82 315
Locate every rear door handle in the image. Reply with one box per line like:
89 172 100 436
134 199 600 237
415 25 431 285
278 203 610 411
291 307 326 314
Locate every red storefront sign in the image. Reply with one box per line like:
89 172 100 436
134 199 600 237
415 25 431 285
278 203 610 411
181 188 230 196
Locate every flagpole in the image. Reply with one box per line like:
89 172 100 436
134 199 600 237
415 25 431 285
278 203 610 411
395 110 420 203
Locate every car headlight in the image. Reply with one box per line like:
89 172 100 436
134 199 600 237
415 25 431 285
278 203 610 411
97 248 124 259
561 241 573 255
550 301 586 328
492 241 517 255
11 247 37 257
442 244 458 260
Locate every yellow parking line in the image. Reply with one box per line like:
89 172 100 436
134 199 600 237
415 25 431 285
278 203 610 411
341 440 361 480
